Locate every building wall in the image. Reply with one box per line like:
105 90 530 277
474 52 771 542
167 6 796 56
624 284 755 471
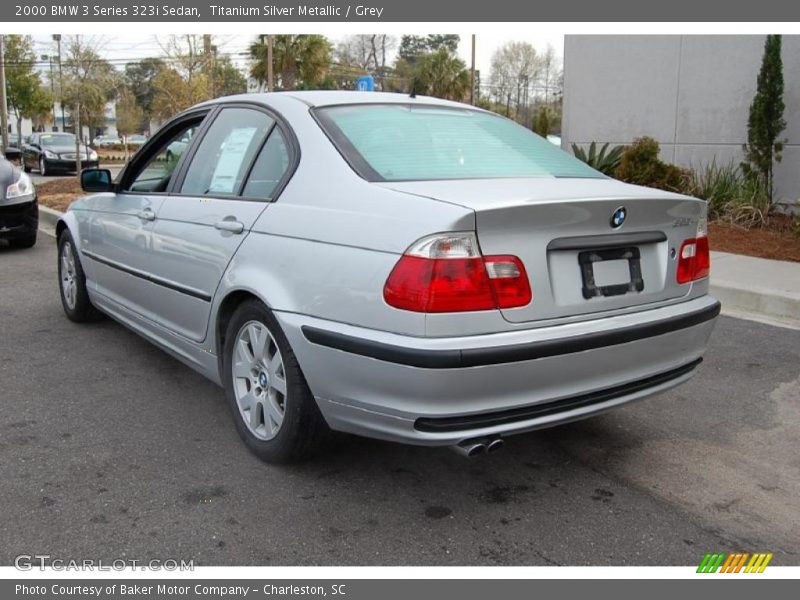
562 35 800 206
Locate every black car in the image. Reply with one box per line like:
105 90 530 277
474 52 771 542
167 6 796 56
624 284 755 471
22 132 99 176
0 157 37 248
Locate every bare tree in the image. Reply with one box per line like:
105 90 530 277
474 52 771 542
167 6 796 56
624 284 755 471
335 34 396 90
157 35 210 85
538 44 562 105
489 41 543 124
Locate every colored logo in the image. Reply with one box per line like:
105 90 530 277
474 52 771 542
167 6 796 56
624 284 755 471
610 206 627 228
697 552 773 573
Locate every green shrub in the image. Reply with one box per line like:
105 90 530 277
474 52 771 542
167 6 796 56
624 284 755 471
686 160 771 229
614 137 689 193
571 142 624 176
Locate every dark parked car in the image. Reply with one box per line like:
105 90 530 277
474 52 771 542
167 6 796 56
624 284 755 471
23 132 98 176
0 156 37 248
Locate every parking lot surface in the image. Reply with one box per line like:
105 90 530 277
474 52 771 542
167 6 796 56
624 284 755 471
1 239 799 566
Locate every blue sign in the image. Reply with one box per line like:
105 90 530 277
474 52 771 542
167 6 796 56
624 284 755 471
356 75 375 92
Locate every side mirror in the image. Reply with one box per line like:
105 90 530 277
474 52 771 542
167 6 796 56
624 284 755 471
81 168 113 193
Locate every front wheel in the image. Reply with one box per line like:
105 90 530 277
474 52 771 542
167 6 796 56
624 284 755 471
39 156 47 176
58 231 102 322
222 300 328 464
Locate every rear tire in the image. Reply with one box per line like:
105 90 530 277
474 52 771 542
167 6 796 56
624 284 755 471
57 230 102 322
222 299 329 464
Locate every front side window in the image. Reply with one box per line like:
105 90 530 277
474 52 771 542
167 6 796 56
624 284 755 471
127 121 202 193
315 104 603 182
180 108 274 196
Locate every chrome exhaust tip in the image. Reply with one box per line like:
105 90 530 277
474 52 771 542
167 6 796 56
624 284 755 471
451 440 487 457
486 438 505 453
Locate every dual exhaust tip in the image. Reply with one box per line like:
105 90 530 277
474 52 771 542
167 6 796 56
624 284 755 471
451 436 504 457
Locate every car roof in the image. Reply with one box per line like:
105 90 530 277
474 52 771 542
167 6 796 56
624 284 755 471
205 90 478 110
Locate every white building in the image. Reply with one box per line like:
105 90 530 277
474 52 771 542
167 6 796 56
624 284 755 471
9 100 118 142
562 35 799 207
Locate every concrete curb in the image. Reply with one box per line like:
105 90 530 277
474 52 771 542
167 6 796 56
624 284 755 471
38 205 61 237
711 283 800 330
710 251 800 330
35 208 799 330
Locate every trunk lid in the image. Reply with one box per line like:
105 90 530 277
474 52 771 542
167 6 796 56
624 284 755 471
378 177 704 323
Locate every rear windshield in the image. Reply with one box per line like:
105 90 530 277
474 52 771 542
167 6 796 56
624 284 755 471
314 104 602 182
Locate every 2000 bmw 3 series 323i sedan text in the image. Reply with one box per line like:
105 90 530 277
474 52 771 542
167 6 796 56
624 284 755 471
56 92 719 463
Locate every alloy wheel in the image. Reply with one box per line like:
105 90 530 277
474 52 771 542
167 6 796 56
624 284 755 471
231 320 288 441
60 241 77 310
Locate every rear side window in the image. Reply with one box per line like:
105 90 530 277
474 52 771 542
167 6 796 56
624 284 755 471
315 104 602 182
181 108 274 196
242 129 291 199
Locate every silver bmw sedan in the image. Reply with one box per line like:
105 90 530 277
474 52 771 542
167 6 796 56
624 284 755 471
56 92 719 463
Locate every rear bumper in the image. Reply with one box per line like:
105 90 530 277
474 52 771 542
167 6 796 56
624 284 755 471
276 296 720 445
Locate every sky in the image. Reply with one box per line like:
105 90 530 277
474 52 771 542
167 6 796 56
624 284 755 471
30 32 565 83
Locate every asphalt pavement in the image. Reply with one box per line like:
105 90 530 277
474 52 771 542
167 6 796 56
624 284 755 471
1 238 798 566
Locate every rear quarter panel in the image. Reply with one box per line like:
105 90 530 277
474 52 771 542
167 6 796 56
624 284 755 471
210 95 475 342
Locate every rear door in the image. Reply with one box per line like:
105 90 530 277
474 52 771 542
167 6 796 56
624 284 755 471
148 105 294 342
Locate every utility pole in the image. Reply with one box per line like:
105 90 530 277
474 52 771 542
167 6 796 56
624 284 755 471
0 35 9 153
42 55 57 131
470 34 476 106
53 34 65 132
267 35 274 92
211 45 217 97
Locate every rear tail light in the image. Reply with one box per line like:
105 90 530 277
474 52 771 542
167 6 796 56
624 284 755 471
677 217 710 284
384 233 532 313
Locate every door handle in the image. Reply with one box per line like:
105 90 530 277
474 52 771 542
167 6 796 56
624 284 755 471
214 220 245 234
137 208 156 221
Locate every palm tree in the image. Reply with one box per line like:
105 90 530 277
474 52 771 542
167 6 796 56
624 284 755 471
412 48 470 101
249 35 332 90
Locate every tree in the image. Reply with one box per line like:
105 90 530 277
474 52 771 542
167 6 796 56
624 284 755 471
157 35 209 84
533 106 551 137
3 35 52 145
61 35 118 175
335 34 396 90
124 57 165 131
115 88 144 159
151 66 210 121
213 55 247 97
398 35 459 64
249 35 332 90
489 41 542 124
539 45 562 105
743 34 786 202
412 48 470 101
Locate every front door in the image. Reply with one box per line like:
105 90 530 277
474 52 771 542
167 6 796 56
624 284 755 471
83 113 207 320
148 106 293 342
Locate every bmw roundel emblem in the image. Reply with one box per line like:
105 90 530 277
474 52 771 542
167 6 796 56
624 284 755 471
610 206 627 228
